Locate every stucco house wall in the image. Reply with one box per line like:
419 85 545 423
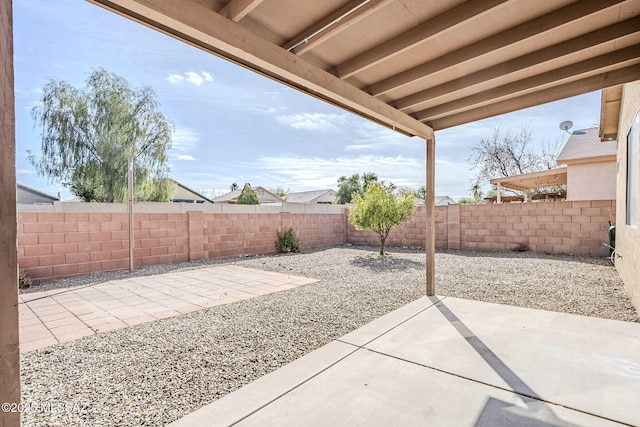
616 80 640 310
567 161 617 201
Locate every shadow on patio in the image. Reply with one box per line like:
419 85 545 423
170 296 640 427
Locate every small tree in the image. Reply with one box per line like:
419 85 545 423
349 183 415 256
270 186 290 200
237 183 259 204
230 182 239 191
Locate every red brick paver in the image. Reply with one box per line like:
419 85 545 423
19 265 318 353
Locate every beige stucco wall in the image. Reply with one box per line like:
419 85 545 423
566 161 617 201
616 80 640 310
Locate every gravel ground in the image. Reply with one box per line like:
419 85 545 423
20 246 638 426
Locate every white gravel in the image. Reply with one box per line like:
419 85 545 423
20 246 638 426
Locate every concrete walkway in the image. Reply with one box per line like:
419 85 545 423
170 296 640 427
19 265 317 353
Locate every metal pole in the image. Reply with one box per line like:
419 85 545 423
426 137 436 296
128 157 134 272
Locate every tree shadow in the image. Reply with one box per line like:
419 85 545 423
350 253 424 272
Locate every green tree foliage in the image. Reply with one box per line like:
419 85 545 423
29 68 175 202
270 186 290 200
275 228 300 253
335 172 378 204
349 183 415 256
413 185 426 201
237 183 259 204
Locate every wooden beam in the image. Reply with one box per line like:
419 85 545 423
426 63 640 130
426 137 435 297
395 16 640 111
368 0 625 97
284 0 390 56
415 45 640 121
335 0 509 79
600 85 623 140
88 0 434 139
220 0 264 22
0 0 21 425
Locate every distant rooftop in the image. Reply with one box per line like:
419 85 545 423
556 127 617 164
286 189 336 203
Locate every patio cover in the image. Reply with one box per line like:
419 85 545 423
83 0 640 295
2 2 640 423
490 167 568 202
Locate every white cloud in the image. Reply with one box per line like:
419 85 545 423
170 127 199 159
166 71 213 86
166 74 184 84
16 168 35 175
256 155 424 189
201 71 213 82
276 112 349 131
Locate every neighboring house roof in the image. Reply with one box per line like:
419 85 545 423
17 183 59 204
556 127 617 165
435 196 457 206
212 186 283 204
286 189 336 204
172 180 214 203
414 196 456 206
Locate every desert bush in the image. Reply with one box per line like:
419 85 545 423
275 228 300 253
19 271 32 289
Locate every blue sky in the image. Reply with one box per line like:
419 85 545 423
13 0 602 200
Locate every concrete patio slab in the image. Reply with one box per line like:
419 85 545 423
170 296 640 427
19 265 318 353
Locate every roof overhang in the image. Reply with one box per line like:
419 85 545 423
86 0 640 138
558 154 617 166
490 168 567 192
600 85 623 141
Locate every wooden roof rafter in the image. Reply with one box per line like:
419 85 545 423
87 0 640 132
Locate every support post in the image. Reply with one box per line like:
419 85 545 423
497 182 502 204
128 157 134 272
426 137 436 296
0 0 22 425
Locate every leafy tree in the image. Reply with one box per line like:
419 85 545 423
237 183 259 204
29 68 174 202
335 172 378 204
459 183 486 205
349 183 415 256
270 186 290 200
230 182 239 191
413 185 426 201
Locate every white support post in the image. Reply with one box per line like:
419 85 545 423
426 137 436 296
497 182 502 204
128 157 134 272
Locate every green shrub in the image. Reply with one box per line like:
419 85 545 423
275 228 300 253
19 271 32 289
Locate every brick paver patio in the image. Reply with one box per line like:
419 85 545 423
19 265 318 353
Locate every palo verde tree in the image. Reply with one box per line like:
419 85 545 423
236 183 259 204
349 183 415 256
29 67 175 202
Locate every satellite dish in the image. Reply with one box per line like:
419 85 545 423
559 120 573 133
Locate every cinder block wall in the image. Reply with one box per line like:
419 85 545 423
347 200 615 256
18 208 347 280
19 200 615 280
